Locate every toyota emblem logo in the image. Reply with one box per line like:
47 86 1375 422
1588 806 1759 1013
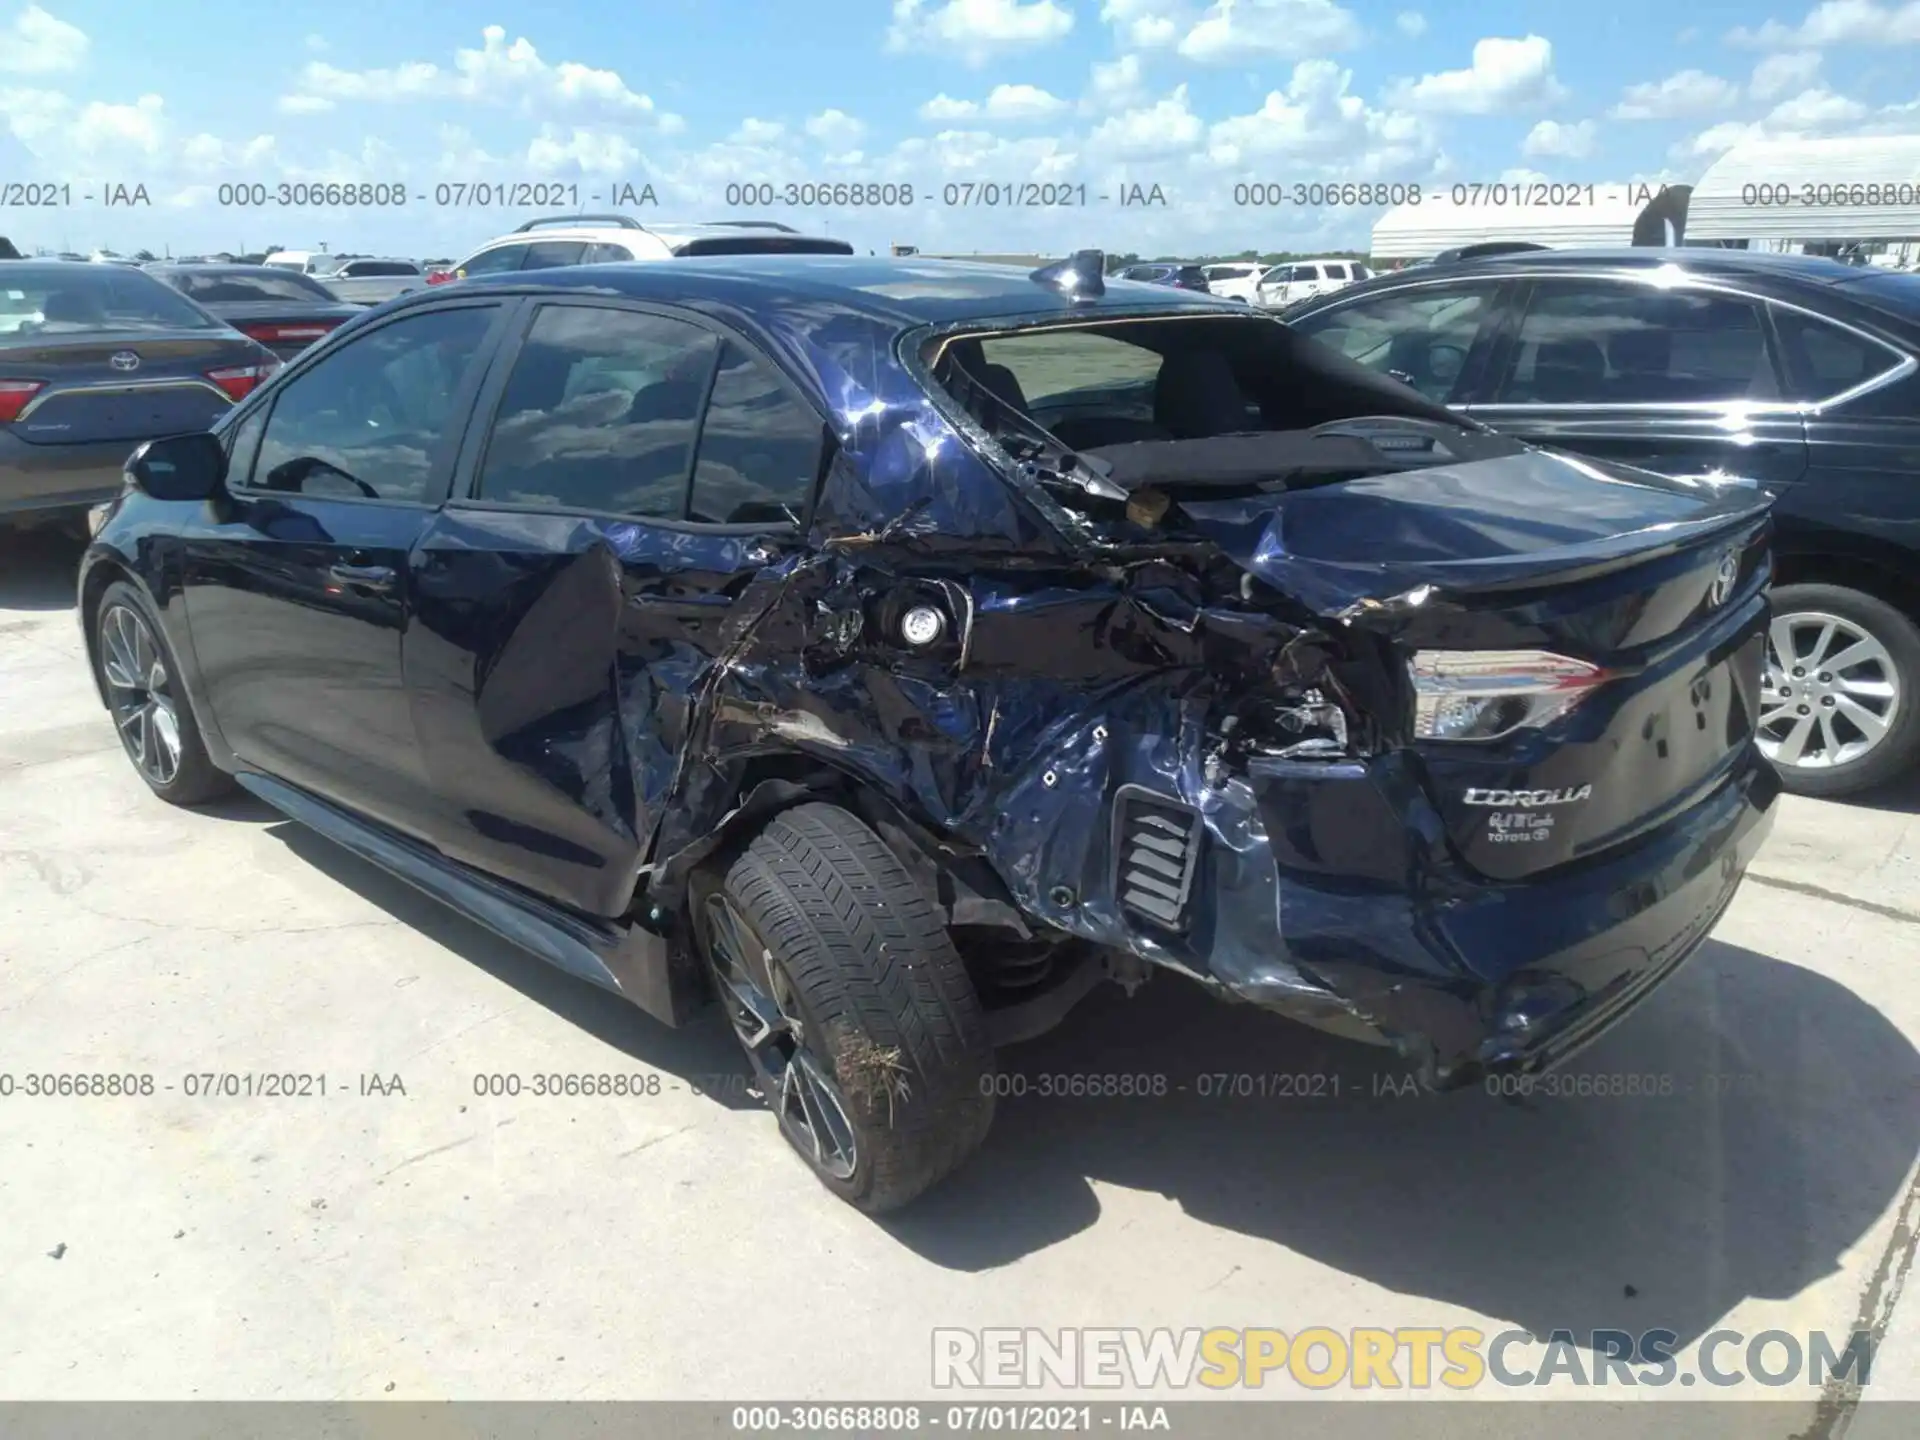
109 351 140 372
1708 552 1740 608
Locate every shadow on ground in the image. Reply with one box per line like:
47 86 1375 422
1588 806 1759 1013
1832 767 1920 817
0 528 86 612
259 813 1918 1355
267 819 755 1108
886 941 1919 1353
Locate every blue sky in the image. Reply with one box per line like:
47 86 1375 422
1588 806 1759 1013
2 0 1917 258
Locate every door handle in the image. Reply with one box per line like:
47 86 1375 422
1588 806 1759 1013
327 562 397 593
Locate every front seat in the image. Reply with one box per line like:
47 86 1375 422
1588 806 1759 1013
1153 350 1255 438
973 362 1028 413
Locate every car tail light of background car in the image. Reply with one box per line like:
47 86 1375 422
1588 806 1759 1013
0 379 45 423
205 362 279 403
1409 650 1610 741
237 322 341 346
425 268 456 285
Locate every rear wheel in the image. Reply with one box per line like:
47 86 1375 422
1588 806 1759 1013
1760 583 1920 797
694 803 995 1212
93 581 233 806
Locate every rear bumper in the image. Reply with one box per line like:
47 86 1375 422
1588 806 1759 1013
0 432 133 520
981 692 1780 1088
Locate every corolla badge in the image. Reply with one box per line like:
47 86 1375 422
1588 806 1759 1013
1707 551 1740 608
109 350 141 372
1463 785 1593 807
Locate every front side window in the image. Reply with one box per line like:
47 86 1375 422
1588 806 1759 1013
1490 280 1778 405
1289 283 1496 403
250 305 498 503
476 304 717 517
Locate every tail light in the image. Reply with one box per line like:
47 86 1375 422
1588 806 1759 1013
1409 650 1608 741
0 379 45 424
205 363 278 403
239 322 339 345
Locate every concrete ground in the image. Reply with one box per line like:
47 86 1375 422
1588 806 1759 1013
2 527 1916 1424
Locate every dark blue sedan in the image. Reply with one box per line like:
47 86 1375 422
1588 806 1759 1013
78 251 1778 1211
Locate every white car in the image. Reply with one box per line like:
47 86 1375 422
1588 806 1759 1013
1255 257 1372 309
1199 262 1264 302
435 214 854 284
318 257 427 306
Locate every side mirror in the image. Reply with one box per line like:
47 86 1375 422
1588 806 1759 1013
126 432 227 502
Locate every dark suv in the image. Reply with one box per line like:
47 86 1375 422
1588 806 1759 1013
1286 248 1920 796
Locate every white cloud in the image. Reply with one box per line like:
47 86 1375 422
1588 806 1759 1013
74 94 165 155
886 0 1074 65
181 132 279 174
278 94 334 115
1611 69 1741 119
1749 50 1823 98
525 125 642 175
303 33 327 52
0 5 88 74
1766 86 1868 126
730 118 785 144
1207 59 1438 175
1396 11 1427 37
1088 84 1203 156
1671 86 1875 158
1101 0 1181 48
1522 118 1596 158
281 26 668 119
1392 35 1567 114
1086 53 1147 110
805 108 864 146
1179 0 1364 62
1729 0 1920 47
926 83 1068 121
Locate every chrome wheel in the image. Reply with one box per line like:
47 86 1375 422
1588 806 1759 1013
703 893 859 1181
99 602 183 787
1759 610 1902 771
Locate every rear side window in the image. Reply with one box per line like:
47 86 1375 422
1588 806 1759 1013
1323 263 1348 281
584 243 635 264
520 241 587 271
1491 281 1778 404
477 304 716 517
981 331 1163 405
1771 307 1908 401
1296 265 1322 281
688 342 824 524
459 245 527 277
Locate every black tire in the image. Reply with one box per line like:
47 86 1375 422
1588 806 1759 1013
92 580 234 806
1762 583 1920 797
698 802 995 1212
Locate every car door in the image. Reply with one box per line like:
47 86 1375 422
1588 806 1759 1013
180 298 514 837
404 298 829 917
1286 277 1511 409
1466 274 1810 490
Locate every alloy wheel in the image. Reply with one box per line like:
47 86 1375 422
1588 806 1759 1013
702 893 859 1180
99 603 184 787
1759 610 1903 772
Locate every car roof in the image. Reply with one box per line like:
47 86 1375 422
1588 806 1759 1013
470 219 843 253
445 253 1240 326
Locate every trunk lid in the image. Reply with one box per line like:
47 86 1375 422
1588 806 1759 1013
1181 449 1775 880
3 329 257 445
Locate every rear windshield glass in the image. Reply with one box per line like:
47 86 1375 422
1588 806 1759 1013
164 269 337 304
0 266 221 336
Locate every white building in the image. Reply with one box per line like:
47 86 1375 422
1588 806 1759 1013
1370 188 1654 263
1684 135 1920 267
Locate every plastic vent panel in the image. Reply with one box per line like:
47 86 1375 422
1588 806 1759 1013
1112 785 1204 932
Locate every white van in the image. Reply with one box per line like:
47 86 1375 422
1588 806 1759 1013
263 250 327 273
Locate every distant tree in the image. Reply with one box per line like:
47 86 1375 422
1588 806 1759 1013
0 235 21 260
133 248 156 262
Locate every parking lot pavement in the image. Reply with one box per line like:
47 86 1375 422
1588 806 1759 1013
2 529 1916 1420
